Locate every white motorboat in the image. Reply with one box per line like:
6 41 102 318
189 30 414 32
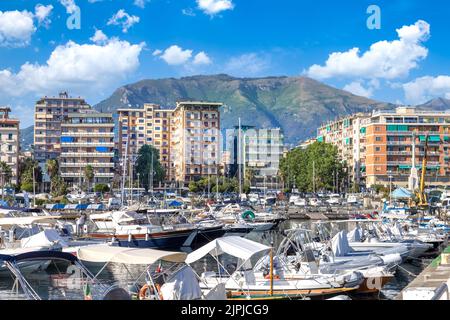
186 237 365 300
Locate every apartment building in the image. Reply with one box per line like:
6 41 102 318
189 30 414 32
364 107 450 188
317 113 369 186
227 125 285 188
34 92 91 164
172 101 222 184
315 107 450 189
117 104 174 180
0 108 20 185
117 101 222 184
60 110 115 188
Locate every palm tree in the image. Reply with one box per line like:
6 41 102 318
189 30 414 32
84 165 94 192
0 161 12 200
45 159 59 193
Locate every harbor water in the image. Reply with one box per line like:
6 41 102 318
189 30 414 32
0 219 435 300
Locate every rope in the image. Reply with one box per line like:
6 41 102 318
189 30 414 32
396 264 418 277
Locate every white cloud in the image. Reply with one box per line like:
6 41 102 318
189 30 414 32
0 10 36 47
225 53 270 76
182 8 196 17
0 39 144 97
306 20 430 80
60 0 78 14
152 49 162 56
197 0 234 16
193 51 212 65
34 4 53 26
107 9 140 33
160 45 193 65
90 30 108 44
403 75 450 105
134 0 150 8
343 81 374 98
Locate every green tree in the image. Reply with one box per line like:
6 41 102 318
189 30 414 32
84 165 94 192
135 145 165 191
19 158 43 192
94 183 110 193
280 142 347 193
0 162 12 190
45 159 67 196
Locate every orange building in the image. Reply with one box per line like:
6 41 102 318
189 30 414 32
316 107 450 189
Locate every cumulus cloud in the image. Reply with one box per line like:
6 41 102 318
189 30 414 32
90 29 108 44
193 52 212 65
107 9 140 33
225 53 270 76
306 20 430 80
197 0 234 16
0 10 36 47
343 81 374 98
160 45 193 65
34 4 53 26
403 75 450 105
0 39 144 97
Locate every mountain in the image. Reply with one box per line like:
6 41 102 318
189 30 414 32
94 74 396 144
417 97 450 111
20 125 34 152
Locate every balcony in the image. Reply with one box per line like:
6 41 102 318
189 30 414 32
61 172 115 178
61 132 114 137
60 163 115 168
60 152 114 157
60 142 114 147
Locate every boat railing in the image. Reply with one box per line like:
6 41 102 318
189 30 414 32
431 283 449 300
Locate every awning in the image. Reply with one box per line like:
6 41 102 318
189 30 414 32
45 204 65 210
77 245 187 265
87 204 105 210
185 236 271 264
64 204 89 210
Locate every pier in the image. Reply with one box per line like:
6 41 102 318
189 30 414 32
397 246 450 300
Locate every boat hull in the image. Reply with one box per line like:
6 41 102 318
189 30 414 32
88 229 195 249
194 226 226 245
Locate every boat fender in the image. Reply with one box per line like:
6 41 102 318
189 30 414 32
139 284 163 300
264 274 280 280
139 284 151 300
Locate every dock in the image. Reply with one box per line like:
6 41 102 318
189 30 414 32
285 207 374 220
397 246 450 300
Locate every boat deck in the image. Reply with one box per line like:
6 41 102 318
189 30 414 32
396 245 450 300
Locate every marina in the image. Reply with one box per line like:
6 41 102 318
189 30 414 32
0 190 448 301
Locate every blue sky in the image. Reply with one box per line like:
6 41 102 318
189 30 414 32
1 0 450 128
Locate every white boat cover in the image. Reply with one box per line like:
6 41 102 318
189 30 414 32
331 231 353 257
159 266 202 300
77 245 187 265
185 236 271 264
347 227 364 242
0 216 62 227
20 229 68 248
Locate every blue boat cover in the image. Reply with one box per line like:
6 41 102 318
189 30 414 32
391 187 413 199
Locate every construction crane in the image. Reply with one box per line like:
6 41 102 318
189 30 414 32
416 134 429 209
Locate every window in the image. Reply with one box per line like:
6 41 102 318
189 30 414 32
375 137 382 142
375 147 381 152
